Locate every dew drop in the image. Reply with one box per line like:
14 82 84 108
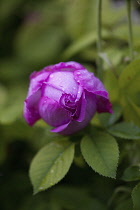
50 74 54 78
76 71 81 75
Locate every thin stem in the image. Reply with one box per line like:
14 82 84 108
126 0 134 60
96 0 103 80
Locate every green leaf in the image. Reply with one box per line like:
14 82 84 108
16 25 65 66
104 69 119 103
100 48 123 69
102 0 126 26
99 52 112 68
119 59 140 126
63 30 108 59
81 131 119 178
132 182 140 210
122 97 140 127
65 0 96 39
63 33 96 59
0 103 23 124
29 140 75 194
113 25 140 43
98 104 122 128
119 59 140 90
122 165 140 181
108 122 140 140
15 1 66 66
15 1 66 65
0 86 26 124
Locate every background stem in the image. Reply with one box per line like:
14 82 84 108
126 0 134 60
97 0 103 80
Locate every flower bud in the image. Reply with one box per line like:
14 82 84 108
24 62 112 135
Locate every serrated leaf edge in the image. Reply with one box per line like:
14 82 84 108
29 142 75 194
132 182 140 210
80 134 119 179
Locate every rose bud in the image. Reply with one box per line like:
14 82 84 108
24 62 112 135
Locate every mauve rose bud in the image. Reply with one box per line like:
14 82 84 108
24 62 112 135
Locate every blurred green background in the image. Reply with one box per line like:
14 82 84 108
0 0 140 210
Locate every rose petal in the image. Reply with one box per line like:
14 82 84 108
43 84 63 101
50 61 85 72
96 96 113 113
75 92 86 122
52 91 96 135
74 69 112 113
24 90 41 126
47 71 78 96
24 69 52 125
74 70 106 96
38 96 71 127
27 71 50 97
51 122 70 133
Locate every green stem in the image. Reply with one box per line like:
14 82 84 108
97 0 103 80
126 0 134 60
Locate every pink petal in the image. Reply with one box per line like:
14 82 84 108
43 84 63 101
96 96 113 113
53 91 96 135
38 96 71 127
51 122 70 133
24 90 41 126
75 92 86 122
47 71 78 97
24 68 51 125
27 71 50 97
74 69 112 113
50 61 85 72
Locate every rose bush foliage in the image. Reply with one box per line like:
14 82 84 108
24 61 112 135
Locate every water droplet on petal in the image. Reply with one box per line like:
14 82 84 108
76 71 81 75
50 74 53 78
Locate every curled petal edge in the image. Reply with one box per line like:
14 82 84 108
74 69 113 113
24 90 41 126
51 121 70 133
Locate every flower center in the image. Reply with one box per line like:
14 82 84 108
60 94 77 116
